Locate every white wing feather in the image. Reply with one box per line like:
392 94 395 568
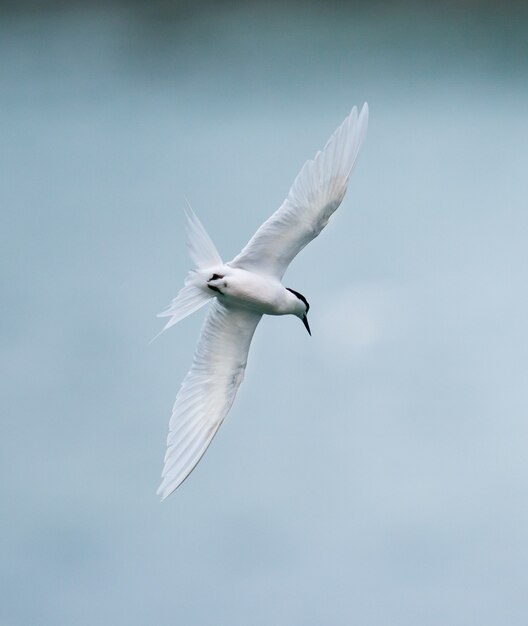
230 103 368 278
157 300 261 499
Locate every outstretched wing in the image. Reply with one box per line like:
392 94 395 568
230 104 368 279
157 300 261 500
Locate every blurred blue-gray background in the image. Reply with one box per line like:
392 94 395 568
2 1 528 624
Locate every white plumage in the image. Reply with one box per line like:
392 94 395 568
156 104 369 499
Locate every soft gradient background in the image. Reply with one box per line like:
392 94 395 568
2 1 528 624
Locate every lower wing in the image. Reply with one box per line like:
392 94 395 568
157 300 262 499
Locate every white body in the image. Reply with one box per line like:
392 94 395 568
156 104 369 499
205 266 305 316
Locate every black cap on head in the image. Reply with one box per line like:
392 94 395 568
286 287 310 313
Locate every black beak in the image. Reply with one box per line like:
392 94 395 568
302 314 311 336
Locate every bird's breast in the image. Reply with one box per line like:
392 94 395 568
215 268 290 315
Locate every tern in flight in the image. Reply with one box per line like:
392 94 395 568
156 104 369 499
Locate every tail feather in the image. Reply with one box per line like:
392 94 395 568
157 274 211 323
153 204 223 340
184 201 222 270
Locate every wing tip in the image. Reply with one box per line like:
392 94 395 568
359 101 369 136
157 476 181 501
157 484 172 502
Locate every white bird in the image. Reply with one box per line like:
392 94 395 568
156 104 369 499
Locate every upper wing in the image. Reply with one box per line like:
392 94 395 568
157 300 261 500
230 104 368 279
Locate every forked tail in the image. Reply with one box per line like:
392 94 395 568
183 200 222 270
153 204 222 339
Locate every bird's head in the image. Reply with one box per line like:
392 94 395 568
286 288 311 336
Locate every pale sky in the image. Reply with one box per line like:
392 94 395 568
2 2 528 625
